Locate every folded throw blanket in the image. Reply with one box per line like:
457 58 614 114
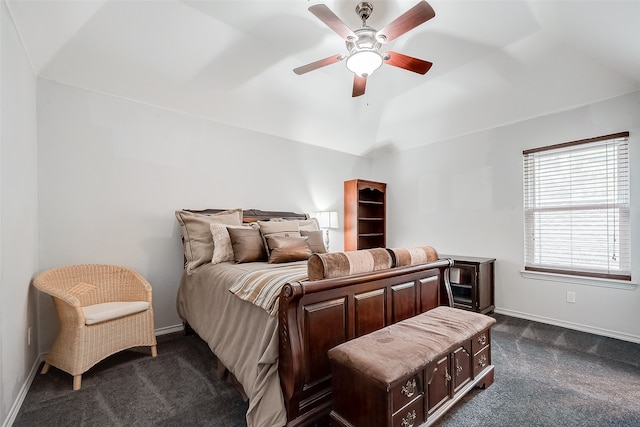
229 264 308 316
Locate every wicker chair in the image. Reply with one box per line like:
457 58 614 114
33 264 157 390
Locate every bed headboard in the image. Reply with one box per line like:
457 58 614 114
177 208 310 271
184 208 309 223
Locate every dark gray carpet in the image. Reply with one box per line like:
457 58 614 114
13 333 249 426
13 314 640 426
432 315 640 427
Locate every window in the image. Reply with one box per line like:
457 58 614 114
523 132 630 281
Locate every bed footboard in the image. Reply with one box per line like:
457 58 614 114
279 258 454 426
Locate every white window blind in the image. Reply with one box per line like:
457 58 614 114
523 132 630 280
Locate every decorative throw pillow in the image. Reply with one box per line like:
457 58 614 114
257 220 301 253
209 223 234 264
297 218 320 232
227 226 267 263
307 248 393 281
266 235 312 264
175 209 243 275
387 246 439 267
269 218 320 231
300 230 327 254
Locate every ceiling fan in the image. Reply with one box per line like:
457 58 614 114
294 1 435 97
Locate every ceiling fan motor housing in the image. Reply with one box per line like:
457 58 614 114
346 27 381 53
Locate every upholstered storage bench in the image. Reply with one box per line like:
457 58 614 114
327 306 496 427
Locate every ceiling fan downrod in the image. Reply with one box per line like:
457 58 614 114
356 2 373 27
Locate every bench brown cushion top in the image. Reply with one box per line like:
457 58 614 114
327 306 496 388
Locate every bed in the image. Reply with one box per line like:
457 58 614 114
175 208 454 427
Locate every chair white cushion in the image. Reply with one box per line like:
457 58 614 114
83 301 150 325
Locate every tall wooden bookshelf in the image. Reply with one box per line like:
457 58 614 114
344 179 386 251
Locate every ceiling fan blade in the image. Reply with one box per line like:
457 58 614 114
384 51 432 74
293 54 344 75
309 4 357 41
377 1 435 43
352 74 367 97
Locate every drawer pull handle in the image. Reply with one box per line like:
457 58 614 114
478 354 487 368
445 367 452 383
478 334 487 346
456 361 463 376
401 410 417 427
401 379 417 398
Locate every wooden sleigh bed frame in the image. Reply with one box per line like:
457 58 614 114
279 258 454 426
178 209 454 426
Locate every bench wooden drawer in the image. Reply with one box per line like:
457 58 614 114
392 397 424 427
473 345 491 378
472 329 490 354
391 374 423 413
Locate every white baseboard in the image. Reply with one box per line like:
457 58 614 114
155 323 184 336
494 307 640 344
3 353 44 427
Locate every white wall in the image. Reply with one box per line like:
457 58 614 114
374 91 640 342
1 0 39 424
36 79 371 349
5 20 638 424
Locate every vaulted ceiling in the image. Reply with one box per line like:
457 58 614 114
7 0 640 156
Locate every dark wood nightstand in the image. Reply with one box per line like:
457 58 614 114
439 255 495 314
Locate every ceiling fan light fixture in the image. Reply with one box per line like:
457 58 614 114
346 49 383 77
296 1 436 95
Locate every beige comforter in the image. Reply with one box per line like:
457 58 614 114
176 260 308 427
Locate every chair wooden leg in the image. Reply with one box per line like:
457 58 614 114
73 375 82 391
40 362 50 375
150 345 157 357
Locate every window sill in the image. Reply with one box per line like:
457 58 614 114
520 270 637 290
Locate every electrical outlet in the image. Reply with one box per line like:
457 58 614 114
28 327 32 346
566 291 576 303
